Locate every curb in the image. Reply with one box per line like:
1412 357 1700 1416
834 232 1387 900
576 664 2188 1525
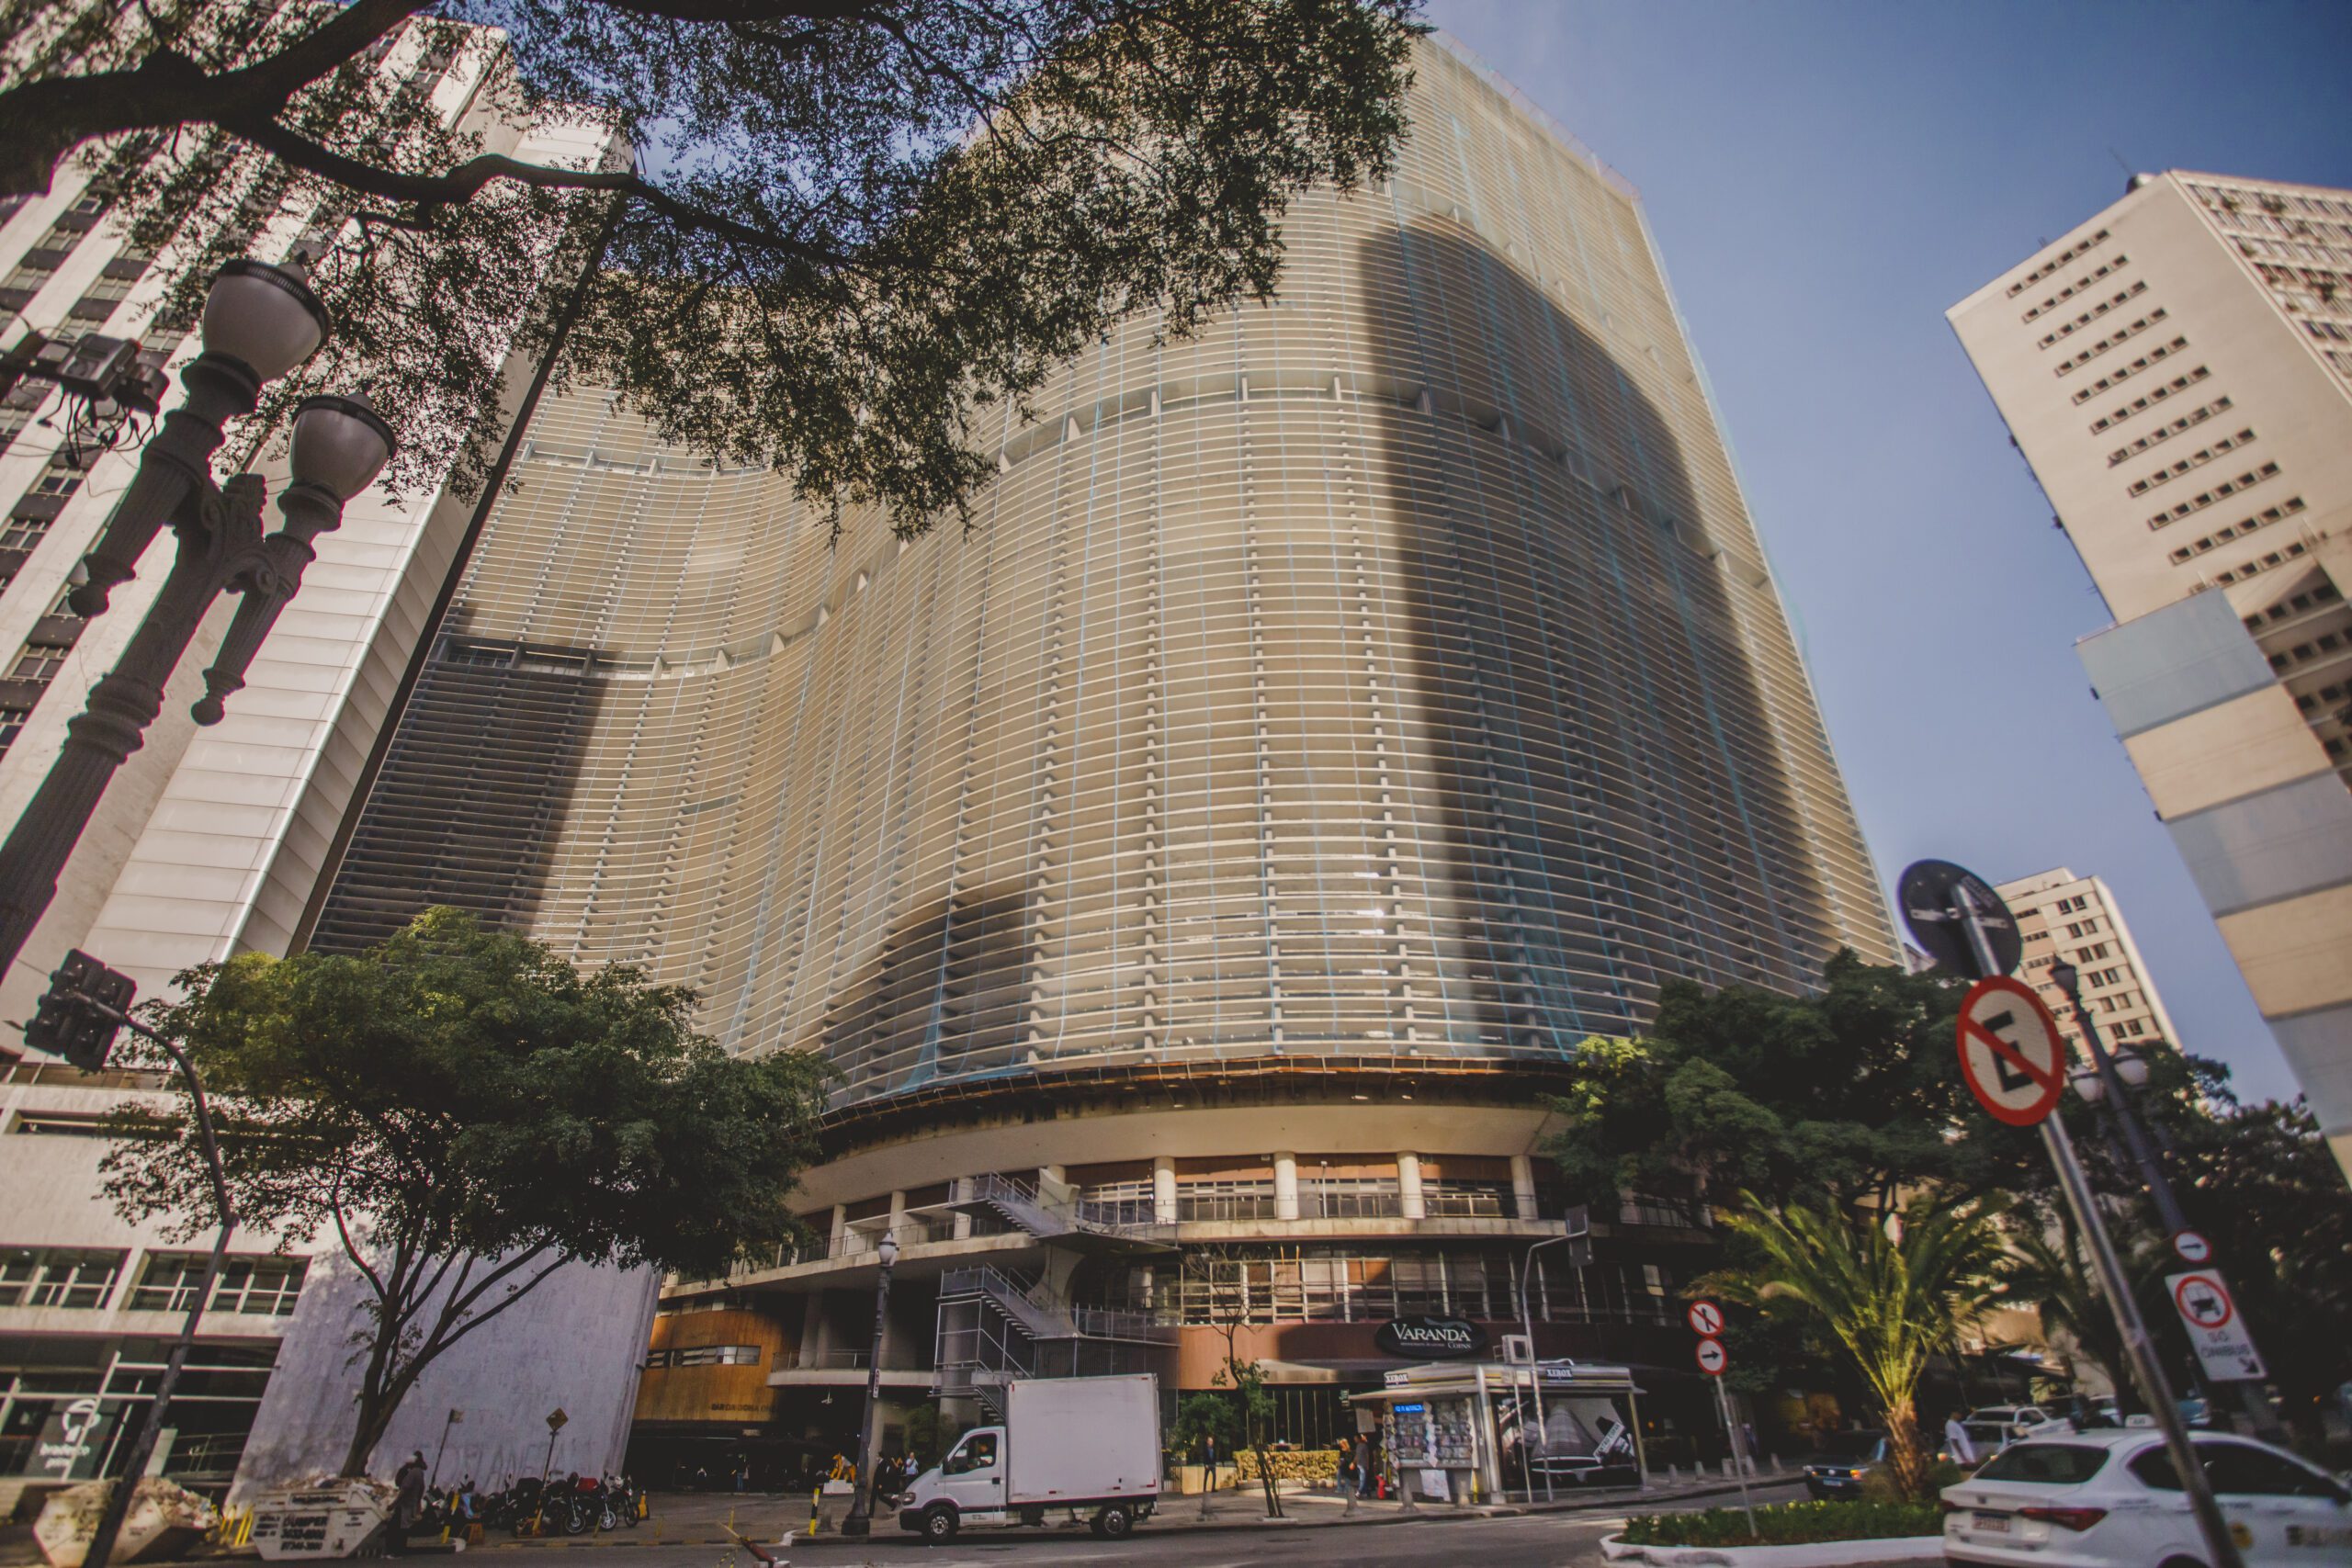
481 1475 1797 1551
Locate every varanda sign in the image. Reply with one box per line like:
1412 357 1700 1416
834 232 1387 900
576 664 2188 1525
1374 1316 1488 1359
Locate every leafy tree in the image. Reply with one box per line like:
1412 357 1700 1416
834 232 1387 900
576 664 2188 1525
102 908 829 1476
1178 1246 1284 1516
1996 1216 2139 1406
1544 953 2042 1219
0 0 1418 513
1702 1194 2009 1501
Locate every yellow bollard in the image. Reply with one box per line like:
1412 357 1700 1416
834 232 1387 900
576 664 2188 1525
808 1489 820 1538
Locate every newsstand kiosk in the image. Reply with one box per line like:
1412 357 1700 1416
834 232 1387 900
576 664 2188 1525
1350 1360 1646 1505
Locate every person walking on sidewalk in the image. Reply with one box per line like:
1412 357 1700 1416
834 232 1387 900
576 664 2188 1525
390 1452 427 1554
1351 1434 1373 1498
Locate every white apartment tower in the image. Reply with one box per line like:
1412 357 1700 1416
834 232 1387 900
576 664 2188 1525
1951 172 2352 1179
0 25 648 1508
1997 868 2181 1061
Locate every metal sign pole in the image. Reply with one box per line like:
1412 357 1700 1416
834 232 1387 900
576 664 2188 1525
1950 893 2242 1568
1713 1376 1757 1537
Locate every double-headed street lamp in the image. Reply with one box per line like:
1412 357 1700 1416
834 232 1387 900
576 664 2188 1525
0 257 395 979
2049 960 2284 1443
839 1229 900 1540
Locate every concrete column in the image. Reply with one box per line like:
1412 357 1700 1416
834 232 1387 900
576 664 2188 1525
1272 1152 1299 1222
1397 1151 1425 1220
829 1203 848 1257
1153 1157 1178 1224
952 1176 974 1241
888 1188 907 1248
1510 1154 1539 1221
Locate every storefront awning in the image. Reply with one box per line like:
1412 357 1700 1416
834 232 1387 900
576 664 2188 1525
1348 1359 1644 1403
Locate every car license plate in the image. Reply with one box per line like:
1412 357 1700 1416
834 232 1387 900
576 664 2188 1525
1973 1512 2010 1533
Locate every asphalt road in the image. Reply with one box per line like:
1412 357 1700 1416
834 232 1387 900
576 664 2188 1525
481 1480 1936 1568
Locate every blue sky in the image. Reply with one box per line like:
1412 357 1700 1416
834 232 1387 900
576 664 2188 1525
1426 0 2352 1105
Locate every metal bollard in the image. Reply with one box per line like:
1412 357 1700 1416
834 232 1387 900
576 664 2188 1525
808 1489 821 1537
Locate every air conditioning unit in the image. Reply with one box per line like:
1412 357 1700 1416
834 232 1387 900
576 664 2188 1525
1501 1334 1533 1366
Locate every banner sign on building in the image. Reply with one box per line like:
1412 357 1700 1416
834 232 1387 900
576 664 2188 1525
1374 1316 1488 1359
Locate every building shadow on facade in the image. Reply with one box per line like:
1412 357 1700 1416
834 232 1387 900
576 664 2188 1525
1361 219 1833 1051
306 611 605 952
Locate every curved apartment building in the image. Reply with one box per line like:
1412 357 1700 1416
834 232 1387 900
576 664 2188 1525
311 35 1894 1475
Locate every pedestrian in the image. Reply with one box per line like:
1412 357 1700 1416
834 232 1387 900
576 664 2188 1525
1351 1433 1373 1499
391 1451 427 1554
1944 1411 1978 1466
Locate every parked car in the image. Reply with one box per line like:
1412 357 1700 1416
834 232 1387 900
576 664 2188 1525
1962 1404 2057 1452
1940 1427 2352 1566
1802 1430 1889 1500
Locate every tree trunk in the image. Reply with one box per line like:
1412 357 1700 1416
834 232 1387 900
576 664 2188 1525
1252 1443 1283 1518
1883 1398 1927 1500
341 1381 400 1478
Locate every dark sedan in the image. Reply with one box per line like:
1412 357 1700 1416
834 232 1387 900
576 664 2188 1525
1801 1430 1889 1500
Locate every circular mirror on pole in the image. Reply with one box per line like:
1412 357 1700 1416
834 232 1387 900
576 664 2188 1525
200 258 331 381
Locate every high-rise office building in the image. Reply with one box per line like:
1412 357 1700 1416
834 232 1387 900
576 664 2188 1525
0 26 646 1506
1997 867 2181 1059
311 35 1896 1469
1951 172 2352 1178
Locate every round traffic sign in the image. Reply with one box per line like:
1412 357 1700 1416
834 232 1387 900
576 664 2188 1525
1687 1300 1724 1337
1956 976 2067 1126
2171 1230 2213 1266
2173 1273 2233 1331
1899 859 2022 980
1694 1337 1727 1377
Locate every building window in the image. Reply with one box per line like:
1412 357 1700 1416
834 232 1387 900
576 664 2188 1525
1421 1180 1512 1220
646 1343 762 1368
0 1247 126 1308
129 1253 309 1315
0 707 27 758
10 642 72 682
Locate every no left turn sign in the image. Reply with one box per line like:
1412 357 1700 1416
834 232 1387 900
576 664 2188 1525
1694 1337 1727 1377
1687 1300 1724 1337
1956 976 2067 1126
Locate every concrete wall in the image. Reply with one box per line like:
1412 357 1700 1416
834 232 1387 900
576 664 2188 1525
230 1247 658 1499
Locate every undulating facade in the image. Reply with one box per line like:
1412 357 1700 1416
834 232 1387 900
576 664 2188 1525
311 35 1896 1476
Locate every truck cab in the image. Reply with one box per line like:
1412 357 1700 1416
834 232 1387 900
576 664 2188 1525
901 1428 1011 1539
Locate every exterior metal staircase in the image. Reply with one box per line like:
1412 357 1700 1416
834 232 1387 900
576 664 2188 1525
932 1264 1175 1408
948 1172 1175 1250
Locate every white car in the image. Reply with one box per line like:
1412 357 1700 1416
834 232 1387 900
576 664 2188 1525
1962 1404 2058 1452
1942 1427 2352 1566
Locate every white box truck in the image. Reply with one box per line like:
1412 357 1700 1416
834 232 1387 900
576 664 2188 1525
898 1374 1160 1542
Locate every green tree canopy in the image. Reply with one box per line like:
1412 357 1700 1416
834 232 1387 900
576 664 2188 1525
103 908 829 1475
0 0 1418 512
1545 952 2043 1217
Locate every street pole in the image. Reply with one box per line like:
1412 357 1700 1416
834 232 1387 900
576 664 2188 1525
1517 1235 1565 1501
1713 1374 1757 1538
2049 964 2283 1444
1951 896 2242 1568
839 1232 899 1539
82 1024 237 1568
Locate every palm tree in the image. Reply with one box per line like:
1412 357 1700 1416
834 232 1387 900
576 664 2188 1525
2002 1219 2128 1398
1706 1194 2009 1499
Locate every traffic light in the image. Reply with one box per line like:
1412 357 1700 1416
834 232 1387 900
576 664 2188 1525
24 950 135 1071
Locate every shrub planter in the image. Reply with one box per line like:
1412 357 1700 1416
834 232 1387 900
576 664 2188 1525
1600 1535 1942 1566
1600 1500 1942 1566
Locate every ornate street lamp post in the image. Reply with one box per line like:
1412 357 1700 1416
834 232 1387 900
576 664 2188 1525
839 1230 899 1539
0 258 394 979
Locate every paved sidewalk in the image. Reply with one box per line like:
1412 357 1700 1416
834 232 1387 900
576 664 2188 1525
479 1471 1795 1551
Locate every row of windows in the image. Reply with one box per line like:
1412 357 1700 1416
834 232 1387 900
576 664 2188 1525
2088 365 2212 434
2021 254 2131 323
2106 396 2233 467
2036 281 2148 350
2055 307 2170 377
644 1343 761 1368
2072 335 2191 405
2007 228 2112 298
2167 496 2307 563
2188 183 2352 224
2248 581 2344 631
2050 894 2091 915
1138 1247 1679 1326
2206 536 2316 589
2146 461 2281 529
0 1247 307 1314
2127 427 2258 497
2269 631 2346 673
